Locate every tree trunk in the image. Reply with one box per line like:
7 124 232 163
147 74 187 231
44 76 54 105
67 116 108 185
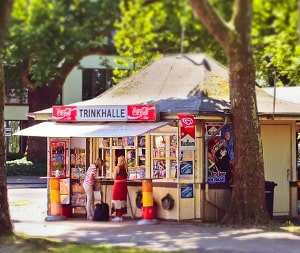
221 47 268 225
188 0 269 225
0 0 13 236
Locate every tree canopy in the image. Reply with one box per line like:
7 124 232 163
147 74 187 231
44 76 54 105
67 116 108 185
252 0 300 86
4 0 121 162
114 0 228 79
115 0 300 88
4 0 120 110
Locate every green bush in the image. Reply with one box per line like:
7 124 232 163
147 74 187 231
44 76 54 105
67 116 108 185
6 158 47 176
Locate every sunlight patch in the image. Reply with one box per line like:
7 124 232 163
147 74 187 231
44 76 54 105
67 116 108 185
9 200 32 206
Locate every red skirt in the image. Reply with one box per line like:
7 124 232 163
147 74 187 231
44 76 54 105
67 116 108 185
111 181 128 215
112 181 127 201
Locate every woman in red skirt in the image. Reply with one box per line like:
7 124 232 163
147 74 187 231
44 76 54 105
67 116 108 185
111 155 128 221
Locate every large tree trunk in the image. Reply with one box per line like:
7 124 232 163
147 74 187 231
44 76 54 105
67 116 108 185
189 0 269 225
0 0 13 236
221 46 268 225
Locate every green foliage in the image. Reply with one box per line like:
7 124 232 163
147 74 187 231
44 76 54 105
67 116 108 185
113 0 163 81
6 158 47 176
113 0 227 81
253 0 300 86
114 0 299 88
4 0 120 87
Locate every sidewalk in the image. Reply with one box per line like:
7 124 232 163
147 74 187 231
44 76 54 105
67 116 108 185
11 215 300 253
8 187 300 253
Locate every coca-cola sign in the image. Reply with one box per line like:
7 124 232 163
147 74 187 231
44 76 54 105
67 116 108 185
127 104 158 121
52 104 159 122
53 106 77 121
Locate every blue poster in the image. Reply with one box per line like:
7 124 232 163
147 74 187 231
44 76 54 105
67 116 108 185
180 161 193 175
181 184 193 198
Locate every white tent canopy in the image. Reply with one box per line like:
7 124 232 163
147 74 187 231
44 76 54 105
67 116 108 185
14 121 171 138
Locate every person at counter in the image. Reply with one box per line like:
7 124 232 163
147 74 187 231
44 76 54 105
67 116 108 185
111 155 128 222
83 158 102 220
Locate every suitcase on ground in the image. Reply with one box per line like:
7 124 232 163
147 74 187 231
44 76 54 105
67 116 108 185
93 202 109 221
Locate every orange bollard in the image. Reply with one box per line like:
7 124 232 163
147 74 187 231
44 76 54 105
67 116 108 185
142 179 154 219
138 179 158 225
49 178 60 216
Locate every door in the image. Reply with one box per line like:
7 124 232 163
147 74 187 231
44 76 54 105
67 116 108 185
261 124 291 216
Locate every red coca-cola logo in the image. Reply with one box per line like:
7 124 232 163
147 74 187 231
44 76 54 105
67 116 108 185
131 106 150 116
127 105 157 121
53 106 77 121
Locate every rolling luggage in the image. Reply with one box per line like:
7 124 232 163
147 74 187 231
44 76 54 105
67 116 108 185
93 202 109 221
93 183 109 221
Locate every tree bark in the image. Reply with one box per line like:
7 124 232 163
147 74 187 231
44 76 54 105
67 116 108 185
24 63 76 163
222 47 267 225
188 0 269 225
0 0 14 236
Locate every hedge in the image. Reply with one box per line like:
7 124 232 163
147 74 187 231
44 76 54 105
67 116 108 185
6 158 47 176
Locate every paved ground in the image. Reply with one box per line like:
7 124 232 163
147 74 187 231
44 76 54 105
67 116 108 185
7 177 300 253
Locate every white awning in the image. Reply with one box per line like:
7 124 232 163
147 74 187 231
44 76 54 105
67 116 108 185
14 121 171 138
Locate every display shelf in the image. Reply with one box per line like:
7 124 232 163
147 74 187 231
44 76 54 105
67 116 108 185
70 148 86 167
151 135 178 179
70 179 86 211
138 136 146 167
98 136 146 179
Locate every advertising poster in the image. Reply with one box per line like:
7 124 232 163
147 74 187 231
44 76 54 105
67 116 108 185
206 123 234 184
178 114 196 150
50 140 66 177
181 184 194 198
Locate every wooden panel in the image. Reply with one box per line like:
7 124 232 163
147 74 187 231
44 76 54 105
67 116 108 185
261 124 291 215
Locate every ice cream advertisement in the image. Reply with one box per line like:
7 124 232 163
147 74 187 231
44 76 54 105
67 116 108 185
178 114 196 150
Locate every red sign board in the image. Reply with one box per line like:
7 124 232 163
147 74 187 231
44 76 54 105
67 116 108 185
52 104 158 122
127 104 158 121
53 106 77 121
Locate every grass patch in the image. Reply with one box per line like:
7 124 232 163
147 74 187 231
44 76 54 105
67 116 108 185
0 234 183 253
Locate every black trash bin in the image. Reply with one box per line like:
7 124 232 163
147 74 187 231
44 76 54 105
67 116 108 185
265 181 277 218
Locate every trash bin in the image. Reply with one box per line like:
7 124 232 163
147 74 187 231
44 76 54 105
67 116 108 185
265 181 277 218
